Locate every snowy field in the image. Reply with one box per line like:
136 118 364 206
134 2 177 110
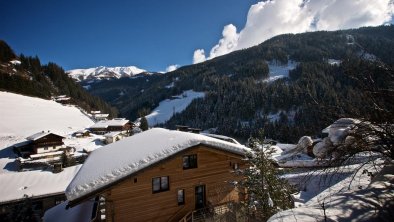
145 90 205 126
0 91 95 173
0 92 103 208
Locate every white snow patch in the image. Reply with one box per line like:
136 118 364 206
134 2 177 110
262 75 285 83
10 60 21 65
266 109 296 123
267 60 297 77
165 82 175 89
82 85 91 90
145 90 205 126
327 59 342 65
65 128 248 201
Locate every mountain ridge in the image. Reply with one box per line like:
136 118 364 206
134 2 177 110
67 65 146 81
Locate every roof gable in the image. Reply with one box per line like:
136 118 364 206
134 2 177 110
26 131 64 141
65 128 247 202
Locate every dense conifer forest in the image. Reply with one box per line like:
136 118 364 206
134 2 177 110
87 26 393 142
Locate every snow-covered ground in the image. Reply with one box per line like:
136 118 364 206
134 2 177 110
0 92 103 208
0 91 95 173
263 60 298 83
269 161 391 222
145 90 205 126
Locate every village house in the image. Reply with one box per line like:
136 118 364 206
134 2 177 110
13 131 74 171
104 131 124 144
89 118 132 135
90 110 109 121
73 129 90 138
54 95 71 105
65 128 247 222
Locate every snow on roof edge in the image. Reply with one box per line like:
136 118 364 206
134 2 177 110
65 128 248 202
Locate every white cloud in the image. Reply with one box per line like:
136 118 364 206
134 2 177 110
208 24 239 59
193 0 394 62
165 64 179 72
193 49 206 64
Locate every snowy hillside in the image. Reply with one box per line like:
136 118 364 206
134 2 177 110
0 91 94 172
67 66 146 81
145 90 205 126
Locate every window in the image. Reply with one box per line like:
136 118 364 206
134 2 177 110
44 147 48 150
183 154 197 169
152 176 169 193
177 189 185 205
233 163 239 170
134 178 137 183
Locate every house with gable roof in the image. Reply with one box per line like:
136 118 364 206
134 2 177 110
65 128 248 222
89 118 132 135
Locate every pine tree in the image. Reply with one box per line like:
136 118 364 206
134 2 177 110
140 116 149 131
239 137 294 221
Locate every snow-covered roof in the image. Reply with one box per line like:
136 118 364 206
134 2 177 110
65 128 247 202
0 165 81 204
104 131 122 137
90 118 129 129
200 133 240 144
94 114 109 118
43 200 94 222
26 131 64 141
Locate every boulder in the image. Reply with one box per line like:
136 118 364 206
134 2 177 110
297 136 313 154
313 137 333 158
328 118 359 146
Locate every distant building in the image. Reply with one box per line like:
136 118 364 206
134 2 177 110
54 95 71 104
89 118 132 135
90 110 109 121
13 131 74 171
104 131 124 144
66 128 247 222
73 129 90 138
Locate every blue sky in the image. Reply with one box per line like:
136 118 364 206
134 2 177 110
0 0 257 71
1 0 393 72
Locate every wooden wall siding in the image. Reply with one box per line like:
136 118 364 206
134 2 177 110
103 145 245 222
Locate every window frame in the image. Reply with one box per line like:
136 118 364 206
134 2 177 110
152 176 170 193
183 154 198 170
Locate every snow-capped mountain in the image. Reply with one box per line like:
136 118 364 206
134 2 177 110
67 66 146 81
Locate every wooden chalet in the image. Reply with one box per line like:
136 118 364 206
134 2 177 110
66 128 247 222
13 131 76 172
14 131 65 158
89 118 132 135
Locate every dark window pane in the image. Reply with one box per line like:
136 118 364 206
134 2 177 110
178 189 185 205
183 156 189 168
152 178 160 192
183 154 197 169
190 155 197 168
161 176 169 190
